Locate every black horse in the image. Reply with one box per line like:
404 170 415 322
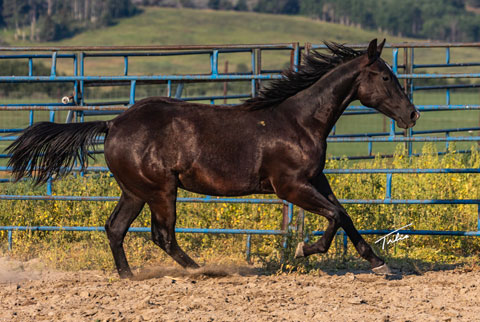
6 39 419 278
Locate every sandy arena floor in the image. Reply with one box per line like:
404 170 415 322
0 257 479 321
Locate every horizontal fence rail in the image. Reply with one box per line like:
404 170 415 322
1 42 480 258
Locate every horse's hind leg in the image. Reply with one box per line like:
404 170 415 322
148 183 199 269
105 192 145 278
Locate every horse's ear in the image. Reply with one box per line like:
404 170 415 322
367 39 378 64
377 38 386 56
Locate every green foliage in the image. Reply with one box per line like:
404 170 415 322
208 0 233 10
1 0 139 42
254 0 300 14
297 0 480 42
234 0 248 11
1 145 479 272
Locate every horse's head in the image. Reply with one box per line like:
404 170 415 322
356 39 420 129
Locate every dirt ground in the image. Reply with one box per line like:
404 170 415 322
0 257 479 322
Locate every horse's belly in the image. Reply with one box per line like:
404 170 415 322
177 167 263 196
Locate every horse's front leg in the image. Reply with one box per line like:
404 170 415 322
272 175 389 273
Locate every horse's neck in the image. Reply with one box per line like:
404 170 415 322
285 60 361 139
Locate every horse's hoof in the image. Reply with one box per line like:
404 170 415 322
294 242 305 258
118 269 134 279
372 263 392 275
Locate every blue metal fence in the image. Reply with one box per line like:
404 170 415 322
1 42 480 258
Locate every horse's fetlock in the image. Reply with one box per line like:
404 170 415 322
164 241 174 254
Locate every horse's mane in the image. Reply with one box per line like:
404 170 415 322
243 42 365 110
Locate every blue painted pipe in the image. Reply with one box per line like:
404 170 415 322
0 194 287 204
0 226 286 234
311 229 480 237
0 54 75 59
0 74 283 82
0 226 287 251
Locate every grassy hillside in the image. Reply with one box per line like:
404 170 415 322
2 7 480 76
2 7 404 45
1 7 479 76
1 7 407 76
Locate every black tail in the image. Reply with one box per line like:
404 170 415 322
6 121 109 185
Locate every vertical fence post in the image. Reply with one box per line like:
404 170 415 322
175 83 184 99
282 203 289 248
74 53 78 100
79 52 85 124
246 234 252 263
66 54 78 123
389 47 399 136
8 230 12 251
385 173 393 200
281 202 294 249
28 57 34 125
477 204 480 233
124 56 129 76
46 178 53 196
342 230 348 256
129 80 136 105
167 80 172 97
291 42 300 72
50 52 57 124
252 48 262 97
28 57 33 76
223 60 228 104
405 47 414 156
446 47 451 106
47 104 55 195
250 49 256 98
50 51 57 77
78 53 85 176
211 49 219 76
296 208 305 240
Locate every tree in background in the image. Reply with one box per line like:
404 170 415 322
234 0 248 11
297 0 480 41
1 0 138 42
254 0 299 14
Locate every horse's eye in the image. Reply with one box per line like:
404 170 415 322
382 76 389 81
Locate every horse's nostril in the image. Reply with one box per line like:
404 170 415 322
411 111 420 121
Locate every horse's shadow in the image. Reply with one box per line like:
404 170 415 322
130 256 473 282
131 264 265 281
310 257 473 281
